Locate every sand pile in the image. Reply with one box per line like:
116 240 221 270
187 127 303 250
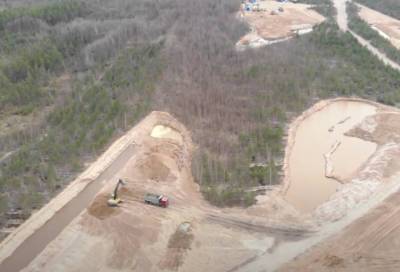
151 125 183 143
159 222 194 270
87 193 121 220
347 113 400 144
138 155 171 181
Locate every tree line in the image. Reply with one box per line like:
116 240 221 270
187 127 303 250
1 0 400 228
347 2 400 68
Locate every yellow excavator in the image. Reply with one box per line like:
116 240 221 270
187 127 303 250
107 179 126 207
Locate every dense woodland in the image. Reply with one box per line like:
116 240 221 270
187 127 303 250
0 0 399 231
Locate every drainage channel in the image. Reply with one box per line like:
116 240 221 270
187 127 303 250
0 144 136 272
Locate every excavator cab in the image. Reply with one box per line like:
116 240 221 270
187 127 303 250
107 179 126 207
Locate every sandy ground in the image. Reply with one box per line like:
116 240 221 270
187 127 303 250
281 109 400 271
2 98 400 271
357 3 400 49
0 110 160 271
236 1 325 50
281 180 400 272
1 2 400 271
332 0 400 71
234 99 400 272
10 111 309 272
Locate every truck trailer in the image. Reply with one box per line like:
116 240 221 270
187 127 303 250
144 193 169 208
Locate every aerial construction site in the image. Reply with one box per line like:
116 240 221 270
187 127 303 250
0 0 400 271
1 98 400 271
236 0 325 50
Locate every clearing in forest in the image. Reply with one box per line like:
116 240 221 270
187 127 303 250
3 99 400 272
237 0 325 50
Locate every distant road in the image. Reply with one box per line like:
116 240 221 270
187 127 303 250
332 0 400 71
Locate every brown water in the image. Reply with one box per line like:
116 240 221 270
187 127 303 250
0 144 136 272
285 101 377 212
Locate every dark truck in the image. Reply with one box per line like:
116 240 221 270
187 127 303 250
144 193 169 208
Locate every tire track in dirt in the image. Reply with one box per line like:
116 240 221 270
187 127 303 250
355 254 400 271
204 214 313 240
344 192 400 253
280 189 400 271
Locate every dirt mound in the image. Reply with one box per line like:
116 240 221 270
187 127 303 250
138 155 171 181
168 222 193 249
87 193 121 220
323 254 344 268
347 113 400 145
346 112 400 179
159 222 194 270
151 125 183 143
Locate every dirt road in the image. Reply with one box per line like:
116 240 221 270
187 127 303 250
0 145 136 272
350 30 400 70
2 99 400 272
0 111 310 272
333 0 400 71
357 3 400 49
281 186 400 271
0 110 156 272
333 0 348 31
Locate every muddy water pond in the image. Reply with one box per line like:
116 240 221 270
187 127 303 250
285 101 377 213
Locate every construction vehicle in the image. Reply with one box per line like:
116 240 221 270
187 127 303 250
107 179 126 207
144 193 169 208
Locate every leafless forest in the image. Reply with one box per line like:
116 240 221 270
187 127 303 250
0 0 399 231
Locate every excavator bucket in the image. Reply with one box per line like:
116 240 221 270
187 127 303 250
107 179 126 207
107 198 122 207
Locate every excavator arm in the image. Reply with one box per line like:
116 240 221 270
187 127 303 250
108 179 126 206
113 179 124 200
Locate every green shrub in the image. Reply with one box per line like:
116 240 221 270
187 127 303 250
201 186 256 207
